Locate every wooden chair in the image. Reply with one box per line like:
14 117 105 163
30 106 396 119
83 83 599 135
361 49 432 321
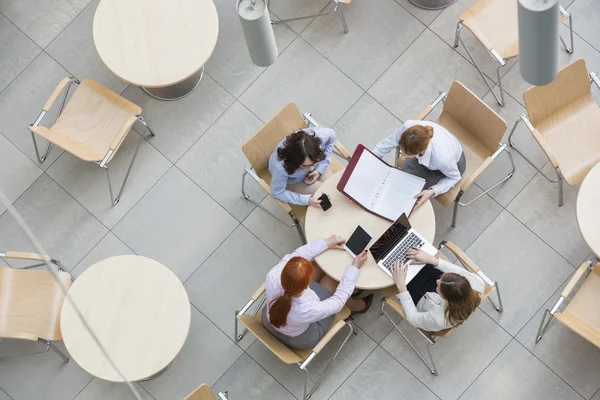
272 0 351 34
234 283 355 400
0 252 72 363
185 384 228 400
28 77 156 206
508 59 600 207
379 241 503 375
454 0 574 106
536 260 600 348
399 81 515 227
241 102 351 243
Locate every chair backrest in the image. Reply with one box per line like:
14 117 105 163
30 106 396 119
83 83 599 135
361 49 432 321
185 384 217 400
439 81 507 154
524 59 593 127
241 103 307 181
0 266 71 341
237 314 304 365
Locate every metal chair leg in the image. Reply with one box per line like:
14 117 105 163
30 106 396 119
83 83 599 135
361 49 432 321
273 0 349 34
0 338 68 363
451 191 462 228
44 339 70 363
334 0 349 34
453 21 462 48
560 12 574 54
487 281 504 312
302 367 310 400
535 309 553 343
556 167 564 207
234 296 265 342
495 63 506 106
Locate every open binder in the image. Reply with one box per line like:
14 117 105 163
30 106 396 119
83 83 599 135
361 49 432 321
337 145 426 221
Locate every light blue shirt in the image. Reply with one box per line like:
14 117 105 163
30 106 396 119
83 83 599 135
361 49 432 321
268 128 336 206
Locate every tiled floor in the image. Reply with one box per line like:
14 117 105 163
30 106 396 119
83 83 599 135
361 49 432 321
1 0 599 399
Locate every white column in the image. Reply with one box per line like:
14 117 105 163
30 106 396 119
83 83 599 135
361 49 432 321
238 0 278 67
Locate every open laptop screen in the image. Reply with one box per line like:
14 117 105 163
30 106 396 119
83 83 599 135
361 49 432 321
370 213 411 262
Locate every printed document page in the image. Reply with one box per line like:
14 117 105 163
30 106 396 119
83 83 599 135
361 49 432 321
372 168 425 220
344 150 389 207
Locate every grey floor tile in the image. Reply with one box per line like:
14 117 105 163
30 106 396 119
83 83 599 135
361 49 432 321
243 196 304 258
0 340 93 400
0 52 70 168
0 133 42 215
47 131 171 229
71 232 134 278
351 290 398 344
466 210 574 335
121 75 235 163
270 0 331 33
381 309 510 400
204 0 296 98
184 225 279 350
213 353 296 400
516 278 600 399
395 0 443 26
140 307 243 400
331 346 438 400
566 0 600 53
507 164 589 267
177 101 266 222
45 0 128 94
302 0 425 90
74 379 154 400
369 29 489 122
0 389 10 400
460 340 584 400
432 185 503 251
239 37 363 128
0 0 91 48
0 14 41 93
0 174 107 270
113 168 238 282
248 324 377 400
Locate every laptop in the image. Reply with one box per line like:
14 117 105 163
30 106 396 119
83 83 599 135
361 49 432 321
370 213 437 283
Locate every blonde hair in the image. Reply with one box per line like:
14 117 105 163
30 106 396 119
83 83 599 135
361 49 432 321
438 272 481 327
399 125 434 156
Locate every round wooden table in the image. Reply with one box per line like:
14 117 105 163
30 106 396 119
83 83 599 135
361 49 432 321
60 255 191 382
305 170 436 290
93 0 219 100
577 162 600 257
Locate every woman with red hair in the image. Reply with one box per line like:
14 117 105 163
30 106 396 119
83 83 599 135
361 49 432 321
263 235 372 349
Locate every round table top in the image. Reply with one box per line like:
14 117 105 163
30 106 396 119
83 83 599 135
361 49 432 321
93 0 219 88
577 162 600 257
60 255 191 382
305 170 436 290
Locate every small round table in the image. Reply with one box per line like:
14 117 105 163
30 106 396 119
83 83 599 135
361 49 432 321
305 170 436 290
93 0 219 100
60 255 191 382
577 162 600 257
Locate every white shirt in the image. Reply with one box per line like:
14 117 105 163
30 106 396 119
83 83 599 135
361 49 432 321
265 238 359 337
373 120 463 196
395 259 485 332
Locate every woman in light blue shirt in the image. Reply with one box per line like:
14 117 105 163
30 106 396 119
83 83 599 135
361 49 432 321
268 128 336 206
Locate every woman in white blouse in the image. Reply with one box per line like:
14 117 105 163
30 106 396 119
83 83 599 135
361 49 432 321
373 121 465 207
263 235 373 349
390 248 484 332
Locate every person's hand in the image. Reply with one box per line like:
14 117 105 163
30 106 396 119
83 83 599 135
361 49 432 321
309 196 322 207
326 235 346 250
352 250 368 269
391 260 408 291
304 170 321 185
404 247 437 265
414 188 435 207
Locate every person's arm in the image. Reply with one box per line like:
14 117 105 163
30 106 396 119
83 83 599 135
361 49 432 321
313 128 336 176
280 238 329 265
372 125 406 158
304 264 360 322
269 158 312 206
395 291 445 331
436 259 485 294
429 159 462 196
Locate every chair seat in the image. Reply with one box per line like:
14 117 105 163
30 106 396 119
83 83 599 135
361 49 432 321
43 79 141 162
434 113 492 206
560 267 600 340
538 103 600 185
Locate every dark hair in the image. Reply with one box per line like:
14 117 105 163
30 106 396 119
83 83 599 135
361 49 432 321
277 130 325 174
268 257 314 328
438 272 481 327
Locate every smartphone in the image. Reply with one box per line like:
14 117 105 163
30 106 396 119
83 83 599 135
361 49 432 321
344 225 373 258
318 193 332 211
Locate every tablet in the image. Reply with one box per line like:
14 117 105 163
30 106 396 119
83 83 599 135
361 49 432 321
344 225 373 258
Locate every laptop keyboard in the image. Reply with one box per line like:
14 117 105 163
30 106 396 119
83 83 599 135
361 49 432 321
382 233 424 270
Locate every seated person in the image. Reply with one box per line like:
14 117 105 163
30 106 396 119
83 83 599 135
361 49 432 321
263 235 374 349
390 248 484 332
269 128 336 207
372 121 465 207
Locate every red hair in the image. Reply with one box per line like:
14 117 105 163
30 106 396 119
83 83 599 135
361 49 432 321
269 257 314 328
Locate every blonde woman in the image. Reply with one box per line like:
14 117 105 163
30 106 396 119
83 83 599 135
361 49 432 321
390 247 483 332
373 121 465 207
